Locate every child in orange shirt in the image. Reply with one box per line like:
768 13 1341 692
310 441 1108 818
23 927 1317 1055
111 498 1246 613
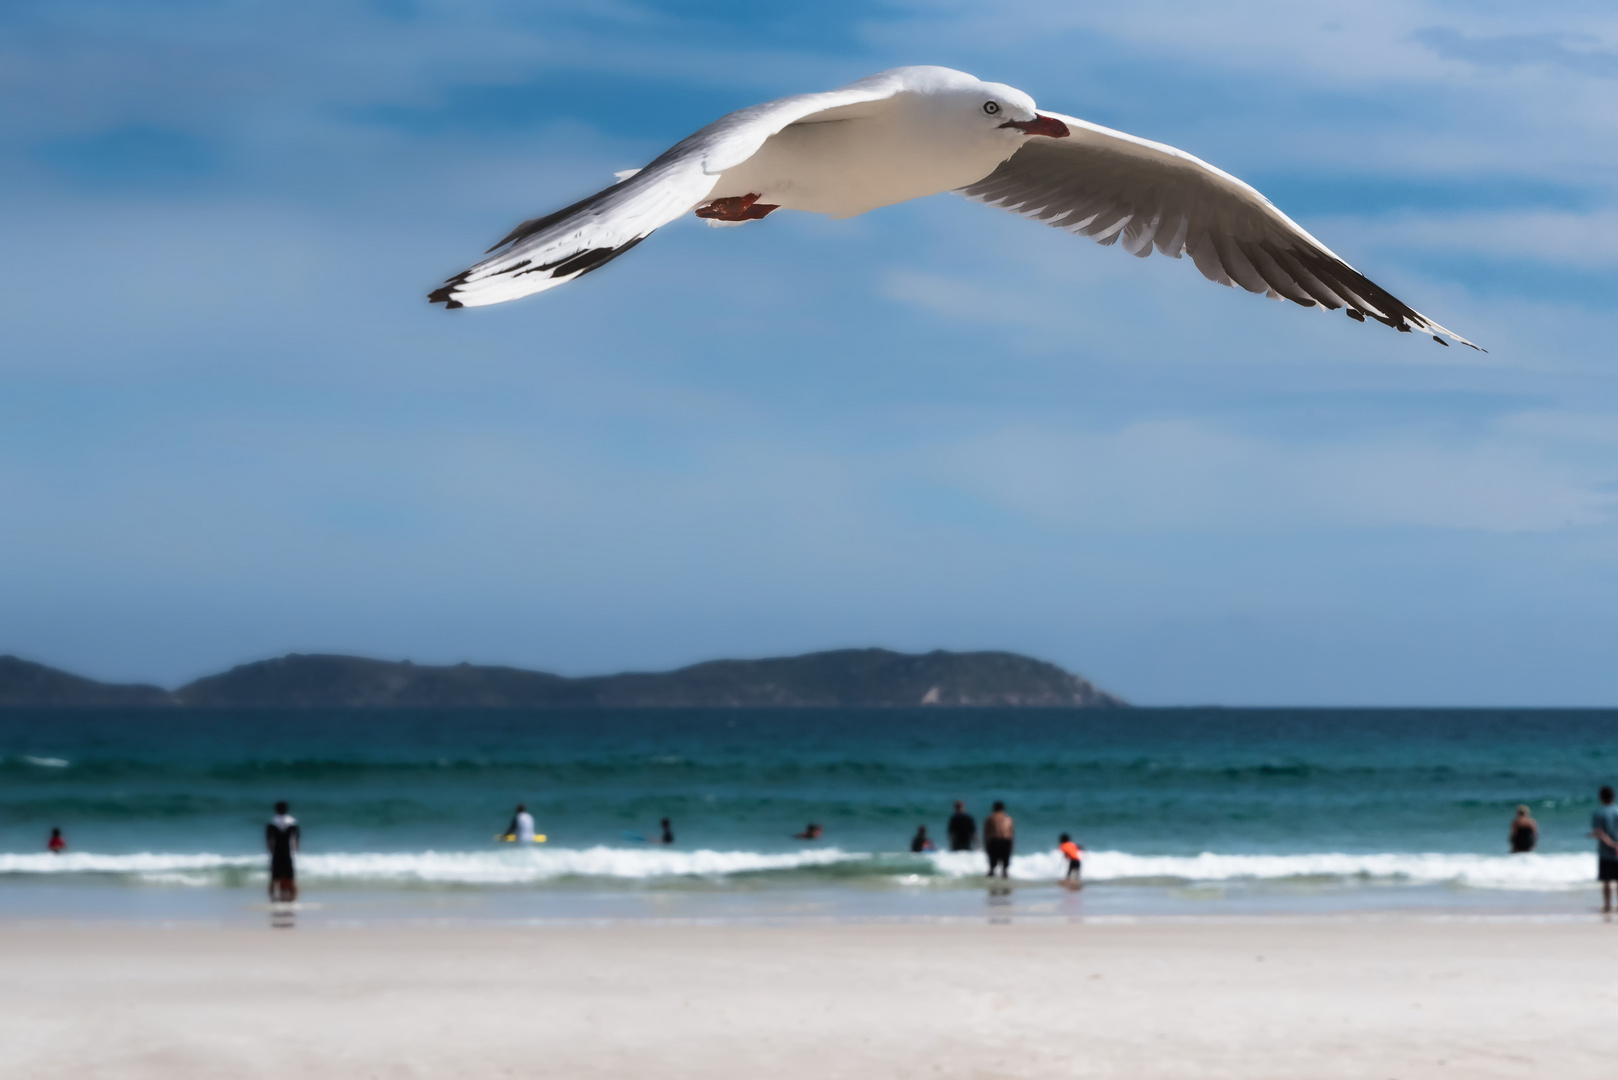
1058 833 1084 883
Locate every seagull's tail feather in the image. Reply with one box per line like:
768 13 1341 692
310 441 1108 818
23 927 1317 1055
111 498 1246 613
428 161 714 309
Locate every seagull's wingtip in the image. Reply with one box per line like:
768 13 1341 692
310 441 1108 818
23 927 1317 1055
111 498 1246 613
1427 322 1483 352
427 282 465 308
1436 330 1484 351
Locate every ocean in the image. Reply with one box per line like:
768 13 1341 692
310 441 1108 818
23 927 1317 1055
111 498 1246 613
2 707 1613 923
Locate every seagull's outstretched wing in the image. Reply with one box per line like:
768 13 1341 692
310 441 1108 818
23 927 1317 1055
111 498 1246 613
958 112 1478 348
429 72 913 308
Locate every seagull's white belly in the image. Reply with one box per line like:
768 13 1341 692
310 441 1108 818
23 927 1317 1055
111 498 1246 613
711 115 1016 219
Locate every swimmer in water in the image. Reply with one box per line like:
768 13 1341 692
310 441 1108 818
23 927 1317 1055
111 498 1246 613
910 825 935 853
1058 833 1084 883
794 823 823 841
47 827 66 854
659 817 674 845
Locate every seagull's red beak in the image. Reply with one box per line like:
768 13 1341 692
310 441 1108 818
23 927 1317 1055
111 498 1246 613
999 114 1070 138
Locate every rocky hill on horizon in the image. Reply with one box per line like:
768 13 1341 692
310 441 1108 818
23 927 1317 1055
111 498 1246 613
0 656 172 708
0 648 1125 709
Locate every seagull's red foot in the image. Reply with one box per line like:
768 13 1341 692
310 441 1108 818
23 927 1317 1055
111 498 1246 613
695 193 779 221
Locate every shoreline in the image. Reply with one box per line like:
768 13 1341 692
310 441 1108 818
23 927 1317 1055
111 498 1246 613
4 918 1616 1078
2 879 1611 927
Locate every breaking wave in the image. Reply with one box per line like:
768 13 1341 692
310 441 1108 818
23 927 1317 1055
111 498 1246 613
0 847 1595 891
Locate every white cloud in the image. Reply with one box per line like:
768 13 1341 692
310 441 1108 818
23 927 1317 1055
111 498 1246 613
1496 410 1618 445
937 419 1617 534
879 269 1032 324
1318 210 1618 271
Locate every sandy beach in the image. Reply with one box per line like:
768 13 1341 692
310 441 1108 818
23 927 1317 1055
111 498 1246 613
2 917 1615 1079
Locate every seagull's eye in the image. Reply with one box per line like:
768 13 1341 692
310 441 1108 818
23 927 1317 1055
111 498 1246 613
983 101 1001 115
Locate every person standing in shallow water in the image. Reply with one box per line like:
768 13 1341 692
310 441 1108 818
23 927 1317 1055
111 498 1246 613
266 801 300 903
983 801 1014 879
947 801 976 852
659 818 675 845
1590 786 1618 913
1509 805 1539 853
47 827 66 854
1058 833 1084 884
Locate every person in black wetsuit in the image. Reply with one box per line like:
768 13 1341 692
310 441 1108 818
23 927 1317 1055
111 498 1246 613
910 825 935 853
947 801 976 852
660 818 675 844
1509 805 1539 853
266 801 301 902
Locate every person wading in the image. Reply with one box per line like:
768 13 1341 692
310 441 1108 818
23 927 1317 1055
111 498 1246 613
1509 805 1539 854
947 801 976 852
1591 786 1618 913
266 801 301 903
983 801 1015 879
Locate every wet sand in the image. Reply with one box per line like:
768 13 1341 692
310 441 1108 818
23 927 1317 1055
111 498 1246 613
2 918 1614 1078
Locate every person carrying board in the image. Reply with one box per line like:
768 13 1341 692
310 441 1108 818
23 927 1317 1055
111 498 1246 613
504 804 535 844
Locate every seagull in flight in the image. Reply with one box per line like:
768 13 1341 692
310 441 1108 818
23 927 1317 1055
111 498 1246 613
429 66 1476 348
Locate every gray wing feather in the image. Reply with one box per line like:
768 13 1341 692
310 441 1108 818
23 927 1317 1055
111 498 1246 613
959 112 1478 349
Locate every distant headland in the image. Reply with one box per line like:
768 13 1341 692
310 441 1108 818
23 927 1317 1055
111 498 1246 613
0 648 1125 709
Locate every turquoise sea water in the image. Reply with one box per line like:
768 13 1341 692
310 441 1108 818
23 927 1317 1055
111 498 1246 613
2 708 1614 922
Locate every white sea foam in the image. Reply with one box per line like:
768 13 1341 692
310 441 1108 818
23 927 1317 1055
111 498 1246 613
0 847 1597 890
926 849 1596 890
0 852 260 877
299 847 855 884
21 756 69 768
0 847 856 885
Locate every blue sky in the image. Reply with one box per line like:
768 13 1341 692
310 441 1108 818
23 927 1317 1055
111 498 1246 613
2 0 1616 704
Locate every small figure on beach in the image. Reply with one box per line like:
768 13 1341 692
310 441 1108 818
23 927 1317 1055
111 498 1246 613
504 804 536 843
910 825 935 853
794 823 823 841
1591 786 1618 913
983 801 1014 879
266 801 300 903
1058 833 1084 884
947 800 976 852
47 827 66 854
660 818 675 845
1509 805 1539 854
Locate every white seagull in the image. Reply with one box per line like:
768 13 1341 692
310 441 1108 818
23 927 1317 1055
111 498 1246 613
429 66 1476 348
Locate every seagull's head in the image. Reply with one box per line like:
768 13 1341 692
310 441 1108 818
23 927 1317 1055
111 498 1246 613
975 81 1069 140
